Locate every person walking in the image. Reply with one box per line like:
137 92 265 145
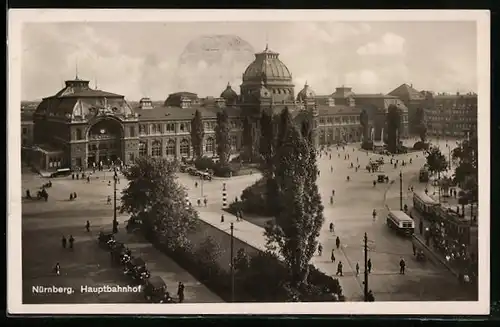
54 262 61 276
195 181 198 188
367 258 372 274
203 198 208 207
197 199 201 207
86 220 90 232
330 249 336 263
69 235 75 249
177 282 185 303
62 235 67 249
372 209 377 220
336 261 343 276
73 192 77 199
329 222 334 233
399 258 406 275
70 193 74 201
220 214 225 223
336 236 340 249
330 196 334 205
356 262 360 276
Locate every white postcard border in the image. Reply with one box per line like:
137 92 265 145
7 9 491 315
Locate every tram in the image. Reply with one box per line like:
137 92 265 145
413 191 440 221
386 210 415 237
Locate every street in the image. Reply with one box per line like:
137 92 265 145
21 165 222 304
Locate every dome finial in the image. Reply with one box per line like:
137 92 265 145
227 81 231 88
305 81 308 87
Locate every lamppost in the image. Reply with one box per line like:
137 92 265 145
399 171 403 211
112 167 118 233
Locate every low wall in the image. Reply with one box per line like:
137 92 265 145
186 219 260 273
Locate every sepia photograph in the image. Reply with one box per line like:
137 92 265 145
8 9 490 315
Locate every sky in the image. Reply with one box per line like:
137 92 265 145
21 21 477 101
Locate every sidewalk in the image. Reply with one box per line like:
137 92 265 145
196 206 363 301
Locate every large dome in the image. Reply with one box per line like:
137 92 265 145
242 45 292 82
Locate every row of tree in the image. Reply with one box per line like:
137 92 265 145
190 109 231 166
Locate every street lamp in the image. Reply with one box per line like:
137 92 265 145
112 167 118 233
399 171 403 211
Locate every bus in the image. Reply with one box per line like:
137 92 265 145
419 167 429 182
49 168 72 178
386 210 415 236
413 191 439 220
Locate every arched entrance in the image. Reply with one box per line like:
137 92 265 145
87 118 124 168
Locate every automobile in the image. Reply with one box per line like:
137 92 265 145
50 168 72 178
143 276 174 303
200 172 212 181
377 174 388 183
186 167 198 176
179 164 188 173
124 257 151 282
126 218 143 233
98 232 115 247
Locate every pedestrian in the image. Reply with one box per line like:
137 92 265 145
336 236 340 249
70 193 74 201
346 176 350 182
332 189 335 196
373 180 376 187
87 176 90 183
330 196 334 205
76 174 79 180
69 235 75 249
72 173 75 180
26 190 31 199
453 189 457 198
195 181 198 188
54 262 61 276
399 258 406 274
204 198 207 207
329 222 334 233
367 290 375 302
356 262 360 276
331 249 336 262
197 199 201 207
411 186 414 192
86 220 90 232
62 235 67 249
336 261 343 276
177 282 185 303
73 192 77 199
330 166 333 173
318 243 323 256
221 214 224 223
367 258 372 273
425 188 428 195
107 196 112 204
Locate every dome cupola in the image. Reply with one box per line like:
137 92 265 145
297 81 316 102
220 82 238 104
242 45 293 83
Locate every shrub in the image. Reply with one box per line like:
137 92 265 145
194 156 216 171
413 141 429 150
213 163 235 177
361 141 374 150
239 177 272 216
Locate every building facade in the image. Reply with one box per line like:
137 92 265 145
423 92 478 138
388 83 425 135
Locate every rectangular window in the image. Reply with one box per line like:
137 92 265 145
22 128 28 135
130 126 136 137
139 125 146 135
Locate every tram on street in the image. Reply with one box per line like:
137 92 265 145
413 191 440 220
386 210 415 236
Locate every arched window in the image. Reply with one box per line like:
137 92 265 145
180 139 190 157
139 141 148 156
166 140 176 156
205 137 214 154
151 140 162 157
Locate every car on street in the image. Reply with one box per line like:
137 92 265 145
143 276 174 303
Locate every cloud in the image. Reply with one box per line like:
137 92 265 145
357 32 406 56
20 22 476 100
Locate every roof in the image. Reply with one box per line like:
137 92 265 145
58 89 124 98
414 191 438 204
389 210 413 222
135 105 242 121
317 105 361 115
388 83 425 100
242 45 293 82
353 94 398 99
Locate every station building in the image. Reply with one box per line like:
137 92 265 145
28 45 411 172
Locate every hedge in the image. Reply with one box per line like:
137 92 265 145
144 229 344 302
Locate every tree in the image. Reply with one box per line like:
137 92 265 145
264 108 324 288
215 109 231 165
360 109 369 143
386 104 402 153
120 156 198 250
260 110 276 170
242 116 253 161
190 109 205 159
415 107 427 142
452 136 478 201
425 146 448 180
